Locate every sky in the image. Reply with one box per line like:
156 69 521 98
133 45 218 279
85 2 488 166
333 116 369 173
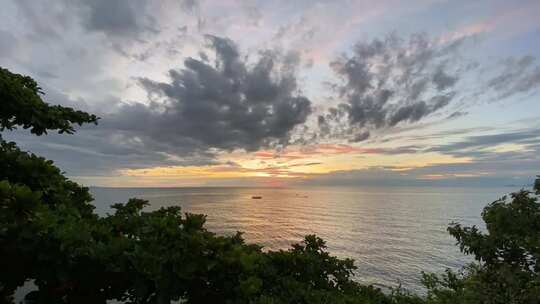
1 0 540 187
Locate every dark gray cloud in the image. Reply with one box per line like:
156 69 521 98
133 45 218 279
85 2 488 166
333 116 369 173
0 30 311 176
319 33 472 141
75 0 157 38
447 111 468 120
388 93 454 126
11 0 179 44
3 129 217 176
485 55 540 100
2 35 311 176
11 0 153 41
1 73 221 177
0 87 217 176
351 131 371 142
3 0 148 76
107 35 311 153
432 64 458 91
1 0 538 185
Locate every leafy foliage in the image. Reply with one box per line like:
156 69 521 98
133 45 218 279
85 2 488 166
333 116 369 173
0 67 98 135
0 67 398 303
1 180 394 303
1 67 539 304
423 190 540 304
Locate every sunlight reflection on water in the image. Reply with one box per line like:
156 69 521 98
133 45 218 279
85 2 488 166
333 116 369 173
91 186 510 292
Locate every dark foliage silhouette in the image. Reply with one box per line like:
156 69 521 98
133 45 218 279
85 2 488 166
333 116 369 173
1 67 539 304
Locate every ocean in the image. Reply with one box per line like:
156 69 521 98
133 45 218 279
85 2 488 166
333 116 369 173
90 186 514 292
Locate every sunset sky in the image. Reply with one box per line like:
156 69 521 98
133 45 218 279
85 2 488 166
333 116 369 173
1 0 539 187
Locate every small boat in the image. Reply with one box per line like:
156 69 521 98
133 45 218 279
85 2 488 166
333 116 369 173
251 196 262 199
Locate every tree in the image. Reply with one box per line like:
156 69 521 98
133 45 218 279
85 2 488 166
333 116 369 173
2 66 539 304
0 67 98 136
423 188 540 304
0 67 399 303
0 67 100 303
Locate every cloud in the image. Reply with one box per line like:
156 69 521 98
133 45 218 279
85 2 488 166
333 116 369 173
73 0 157 38
3 126 219 177
427 127 540 159
2 0 539 184
301 138 540 187
300 160 539 187
388 94 454 126
318 33 472 142
11 0 157 41
0 29 313 177
254 144 421 160
240 1 263 26
447 111 468 120
0 83 217 177
484 55 540 100
107 35 311 153
180 0 199 12
0 30 18 58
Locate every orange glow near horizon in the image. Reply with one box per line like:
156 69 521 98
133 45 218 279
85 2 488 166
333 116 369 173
114 142 474 187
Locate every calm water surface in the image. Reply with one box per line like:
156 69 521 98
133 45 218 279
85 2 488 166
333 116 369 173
91 186 512 292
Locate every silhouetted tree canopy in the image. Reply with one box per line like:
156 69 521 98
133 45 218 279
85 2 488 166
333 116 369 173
1 67 539 304
423 189 540 304
0 67 98 135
